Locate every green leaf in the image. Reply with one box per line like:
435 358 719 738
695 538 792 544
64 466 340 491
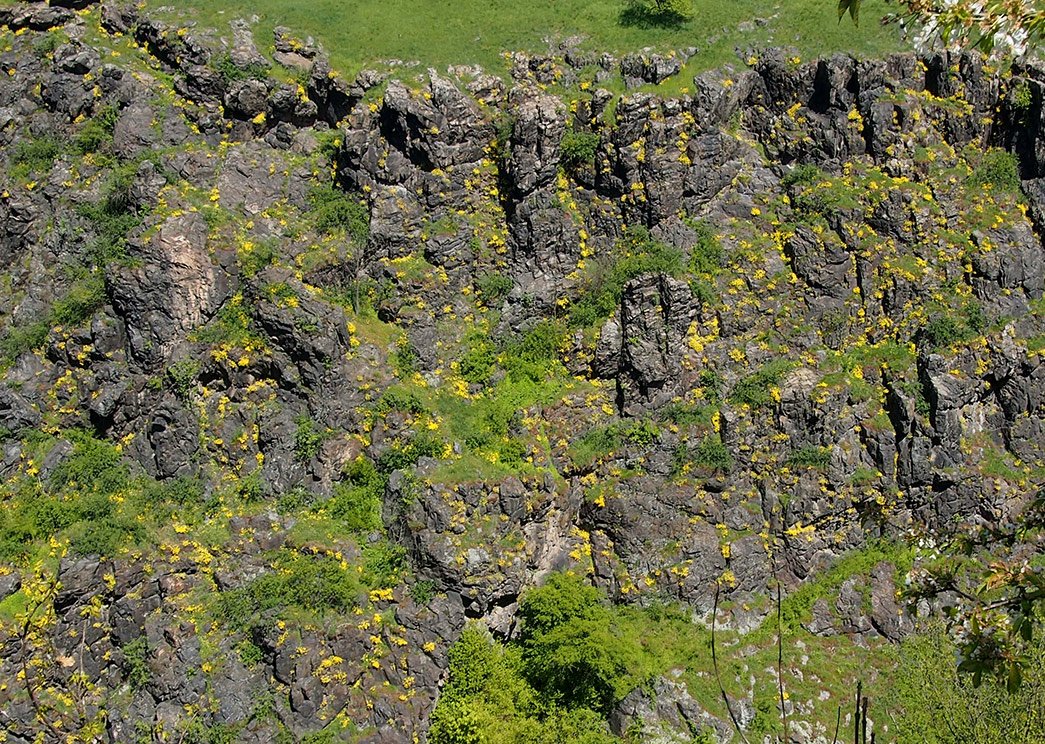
837 0 860 25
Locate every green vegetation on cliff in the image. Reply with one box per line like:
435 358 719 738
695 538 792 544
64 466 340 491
142 0 902 80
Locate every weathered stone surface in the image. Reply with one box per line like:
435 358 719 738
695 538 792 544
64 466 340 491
108 213 229 367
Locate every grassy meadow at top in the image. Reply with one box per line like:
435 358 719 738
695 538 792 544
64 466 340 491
144 0 904 82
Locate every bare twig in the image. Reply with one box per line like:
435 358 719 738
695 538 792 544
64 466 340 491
18 577 64 743
775 569 790 744
710 582 752 744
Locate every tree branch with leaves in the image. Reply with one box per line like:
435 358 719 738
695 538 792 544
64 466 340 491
840 0 1045 60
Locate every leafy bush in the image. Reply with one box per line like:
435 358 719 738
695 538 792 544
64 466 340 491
238 238 278 278
882 627 1045 743
968 148 1021 194
392 340 421 377
781 163 823 189
236 639 264 667
123 637 151 688
729 360 793 408
190 296 262 347
569 419 660 468
474 272 513 305
686 219 724 275
1009 80 1033 114
0 321 50 361
50 431 130 497
788 445 832 469
409 579 438 605
218 553 361 630
69 517 144 557
659 401 716 427
921 300 986 348
361 540 406 588
619 0 692 29
215 52 270 83
77 169 143 266
568 227 684 327
50 275 106 328
377 430 446 473
166 359 200 400
374 387 429 415
689 277 719 306
327 457 384 533
560 129 600 168
308 183 369 241
502 320 566 382
293 416 327 462
74 105 119 155
144 476 207 506
673 435 732 474
459 337 496 385
519 573 644 714
12 134 64 176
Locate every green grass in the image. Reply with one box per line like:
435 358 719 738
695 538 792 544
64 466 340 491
144 0 902 81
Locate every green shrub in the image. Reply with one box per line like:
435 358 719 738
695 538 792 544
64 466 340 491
568 227 684 327
308 183 369 241
377 430 446 473
921 300 986 348
32 31 62 56
620 0 692 29
12 134 64 176
502 320 566 382
51 276 106 328
659 401 716 427
69 518 144 557
145 476 206 506
494 437 528 467
215 52 270 82
686 219 724 275
560 129 599 168
0 321 50 360
361 540 406 588
392 340 421 377
429 622 620 744
236 639 264 667
475 272 513 305
237 471 267 501
519 573 644 714
218 553 361 630
968 148 1021 194
123 637 151 688
293 416 327 462
569 419 660 468
729 360 792 408
409 579 437 605
166 359 200 400
77 161 144 266
238 238 278 278
781 163 822 189
673 435 732 474
374 387 429 415
882 627 1045 743
1009 80 1033 114
788 445 831 469
459 338 496 385
689 277 719 306
327 458 384 533
74 105 119 155
190 297 262 347
50 432 130 497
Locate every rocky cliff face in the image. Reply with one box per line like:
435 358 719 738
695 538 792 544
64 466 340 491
0 2 1042 742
